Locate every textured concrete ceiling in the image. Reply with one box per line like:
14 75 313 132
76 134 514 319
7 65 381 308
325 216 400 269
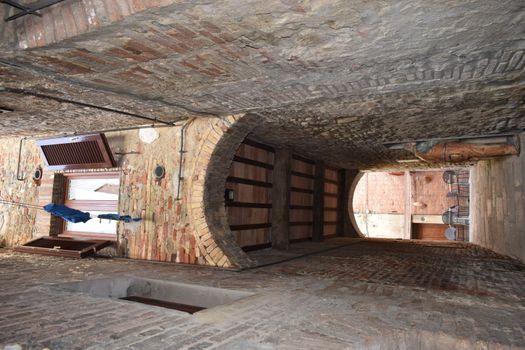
0 0 524 168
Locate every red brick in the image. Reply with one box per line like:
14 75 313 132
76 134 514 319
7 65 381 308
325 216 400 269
114 0 133 17
131 0 147 12
50 6 67 42
39 55 94 74
198 30 226 44
23 17 37 48
107 47 142 62
31 17 46 47
122 39 162 59
60 3 79 38
103 0 125 22
14 18 28 49
91 0 109 23
83 0 101 29
68 48 114 71
145 29 188 53
70 1 89 34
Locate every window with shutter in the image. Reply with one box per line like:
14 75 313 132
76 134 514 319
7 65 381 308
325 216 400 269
37 134 115 171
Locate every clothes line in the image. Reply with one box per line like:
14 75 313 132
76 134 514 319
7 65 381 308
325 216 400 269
0 199 141 223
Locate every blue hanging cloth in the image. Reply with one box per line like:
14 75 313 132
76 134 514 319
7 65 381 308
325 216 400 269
97 213 142 223
43 203 91 223
43 203 142 223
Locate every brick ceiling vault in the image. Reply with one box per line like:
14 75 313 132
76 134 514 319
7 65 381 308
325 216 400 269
0 0 524 169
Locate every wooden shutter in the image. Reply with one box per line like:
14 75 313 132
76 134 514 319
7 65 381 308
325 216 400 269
37 134 115 171
14 237 112 258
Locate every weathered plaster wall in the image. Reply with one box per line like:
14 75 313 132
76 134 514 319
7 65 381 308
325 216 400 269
471 134 525 262
0 115 255 267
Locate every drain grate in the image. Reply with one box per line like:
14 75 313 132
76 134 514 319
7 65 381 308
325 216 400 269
120 296 206 314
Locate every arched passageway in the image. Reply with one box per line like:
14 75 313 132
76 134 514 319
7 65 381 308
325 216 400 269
351 170 470 241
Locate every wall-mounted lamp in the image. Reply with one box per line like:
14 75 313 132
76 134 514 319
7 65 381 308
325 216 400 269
225 189 234 205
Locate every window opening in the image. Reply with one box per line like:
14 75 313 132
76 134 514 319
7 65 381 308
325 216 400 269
61 172 120 239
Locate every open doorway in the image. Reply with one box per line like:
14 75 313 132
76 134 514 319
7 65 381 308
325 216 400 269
352 169 470 241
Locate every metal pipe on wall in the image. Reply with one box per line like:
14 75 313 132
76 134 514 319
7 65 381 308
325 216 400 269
13 120 193 182
405 137 520 163
176 118 196 201
16 137 26 181
14 123 179 141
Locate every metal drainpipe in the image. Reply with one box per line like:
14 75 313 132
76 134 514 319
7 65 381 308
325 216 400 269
364 173 369 237
16 137 27 181
176 118 196 200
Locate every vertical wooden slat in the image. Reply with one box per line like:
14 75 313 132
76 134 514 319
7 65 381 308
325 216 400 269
404 170 412 239
336 169 346 236
312 161 325 242
50 173 66 236
344 169 360 237
271 148 291 250
227 141 274 249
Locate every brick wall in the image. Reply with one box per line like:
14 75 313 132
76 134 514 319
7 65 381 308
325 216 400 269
0 115 256 267
33 172 54 238
2 0 177 50
111 117 244 266
110 115 255 267
353 171 457 215
353 172 406 214
198 114 258 267
351 170 459 239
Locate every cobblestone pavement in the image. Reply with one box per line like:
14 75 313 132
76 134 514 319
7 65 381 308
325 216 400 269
1 239 524 349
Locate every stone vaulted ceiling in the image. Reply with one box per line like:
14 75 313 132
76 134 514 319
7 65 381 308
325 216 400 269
0 0 524 168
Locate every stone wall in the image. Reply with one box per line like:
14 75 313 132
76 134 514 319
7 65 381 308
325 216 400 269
0 115 256 267
470 133 525 262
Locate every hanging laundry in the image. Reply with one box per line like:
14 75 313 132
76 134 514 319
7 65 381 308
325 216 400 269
43 203 141 223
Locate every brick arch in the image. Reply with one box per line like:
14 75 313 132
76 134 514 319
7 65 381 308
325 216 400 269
187 114 259 268
347 171 366 238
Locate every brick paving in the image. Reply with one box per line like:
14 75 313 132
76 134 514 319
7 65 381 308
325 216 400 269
0 238 524 349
